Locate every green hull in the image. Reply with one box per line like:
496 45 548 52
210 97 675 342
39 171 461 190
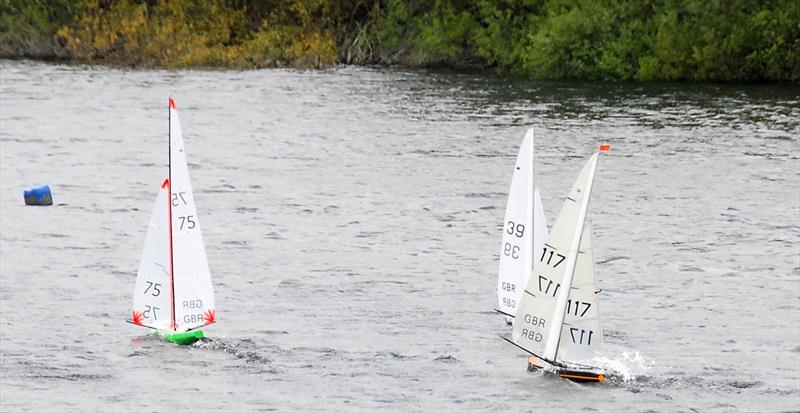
158 330 204 345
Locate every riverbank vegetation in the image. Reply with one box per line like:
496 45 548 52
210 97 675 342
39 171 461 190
1 0 797 82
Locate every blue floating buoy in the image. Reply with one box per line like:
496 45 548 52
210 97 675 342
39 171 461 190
24 185 53 206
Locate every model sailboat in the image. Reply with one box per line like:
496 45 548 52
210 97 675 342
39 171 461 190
497 129 548 325
130 98 216 345
503 148 608 382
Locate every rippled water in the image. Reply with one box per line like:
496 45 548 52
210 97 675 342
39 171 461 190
1 60 798 412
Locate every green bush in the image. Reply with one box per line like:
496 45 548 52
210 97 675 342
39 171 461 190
0 0 83 58
0 0 796 81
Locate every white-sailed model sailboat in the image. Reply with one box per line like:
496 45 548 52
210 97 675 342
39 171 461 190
497 129 548 325
503 147 609 382
130 98 216 345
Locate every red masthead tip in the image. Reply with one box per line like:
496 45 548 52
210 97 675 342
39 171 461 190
169 97 176 109
161 178 170 188
599 144 611 152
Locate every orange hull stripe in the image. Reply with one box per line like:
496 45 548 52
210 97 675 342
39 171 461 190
558 373 604 381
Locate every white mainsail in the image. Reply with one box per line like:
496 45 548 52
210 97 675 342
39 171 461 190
557 219 603 362
497 129 548 319
512 153 599 362
131 98 215 332
132 181 172 330
169 99 216 331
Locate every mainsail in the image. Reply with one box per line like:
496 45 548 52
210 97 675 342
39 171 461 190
512 153 599 362
132 98 216 332
497 129 548 318
168 98 216 331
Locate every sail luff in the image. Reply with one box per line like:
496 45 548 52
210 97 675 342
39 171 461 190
542 153 599 360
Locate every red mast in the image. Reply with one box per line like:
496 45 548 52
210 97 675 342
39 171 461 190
168 97 177 331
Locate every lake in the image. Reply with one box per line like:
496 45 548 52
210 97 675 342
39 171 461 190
1 60 798 411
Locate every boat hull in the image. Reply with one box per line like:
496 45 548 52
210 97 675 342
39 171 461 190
527 356 606 383
150 329 204 345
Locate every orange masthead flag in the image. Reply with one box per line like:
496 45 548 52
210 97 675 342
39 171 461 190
599 144 611 152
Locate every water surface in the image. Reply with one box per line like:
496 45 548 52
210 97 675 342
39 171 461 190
1 61 799 411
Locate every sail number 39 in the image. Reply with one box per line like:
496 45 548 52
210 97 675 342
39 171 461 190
503 221 526 259
503 243 520 259
506 221 525 237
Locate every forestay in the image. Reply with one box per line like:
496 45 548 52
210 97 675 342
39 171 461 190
512 153 599 362
497 129 548 317
169 99 216 331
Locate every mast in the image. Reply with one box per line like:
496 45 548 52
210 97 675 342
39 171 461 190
542 153 598 360
524 130 534 283
168 97 176 331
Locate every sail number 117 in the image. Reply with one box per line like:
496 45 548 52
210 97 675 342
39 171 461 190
569 328 593 345
540 247 565 268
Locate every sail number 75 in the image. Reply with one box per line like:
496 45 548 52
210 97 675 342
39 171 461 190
143 281 161 297
143 305 159 320
171 192 187 206
178 215 196 230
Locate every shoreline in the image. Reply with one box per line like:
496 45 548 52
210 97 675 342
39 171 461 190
3 57 799 87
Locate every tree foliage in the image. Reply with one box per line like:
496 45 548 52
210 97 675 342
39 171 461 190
0 0 796 81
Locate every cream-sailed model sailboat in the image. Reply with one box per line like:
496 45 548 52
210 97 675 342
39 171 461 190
503 147 609 382
497 129 548 325
129 98 216 345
